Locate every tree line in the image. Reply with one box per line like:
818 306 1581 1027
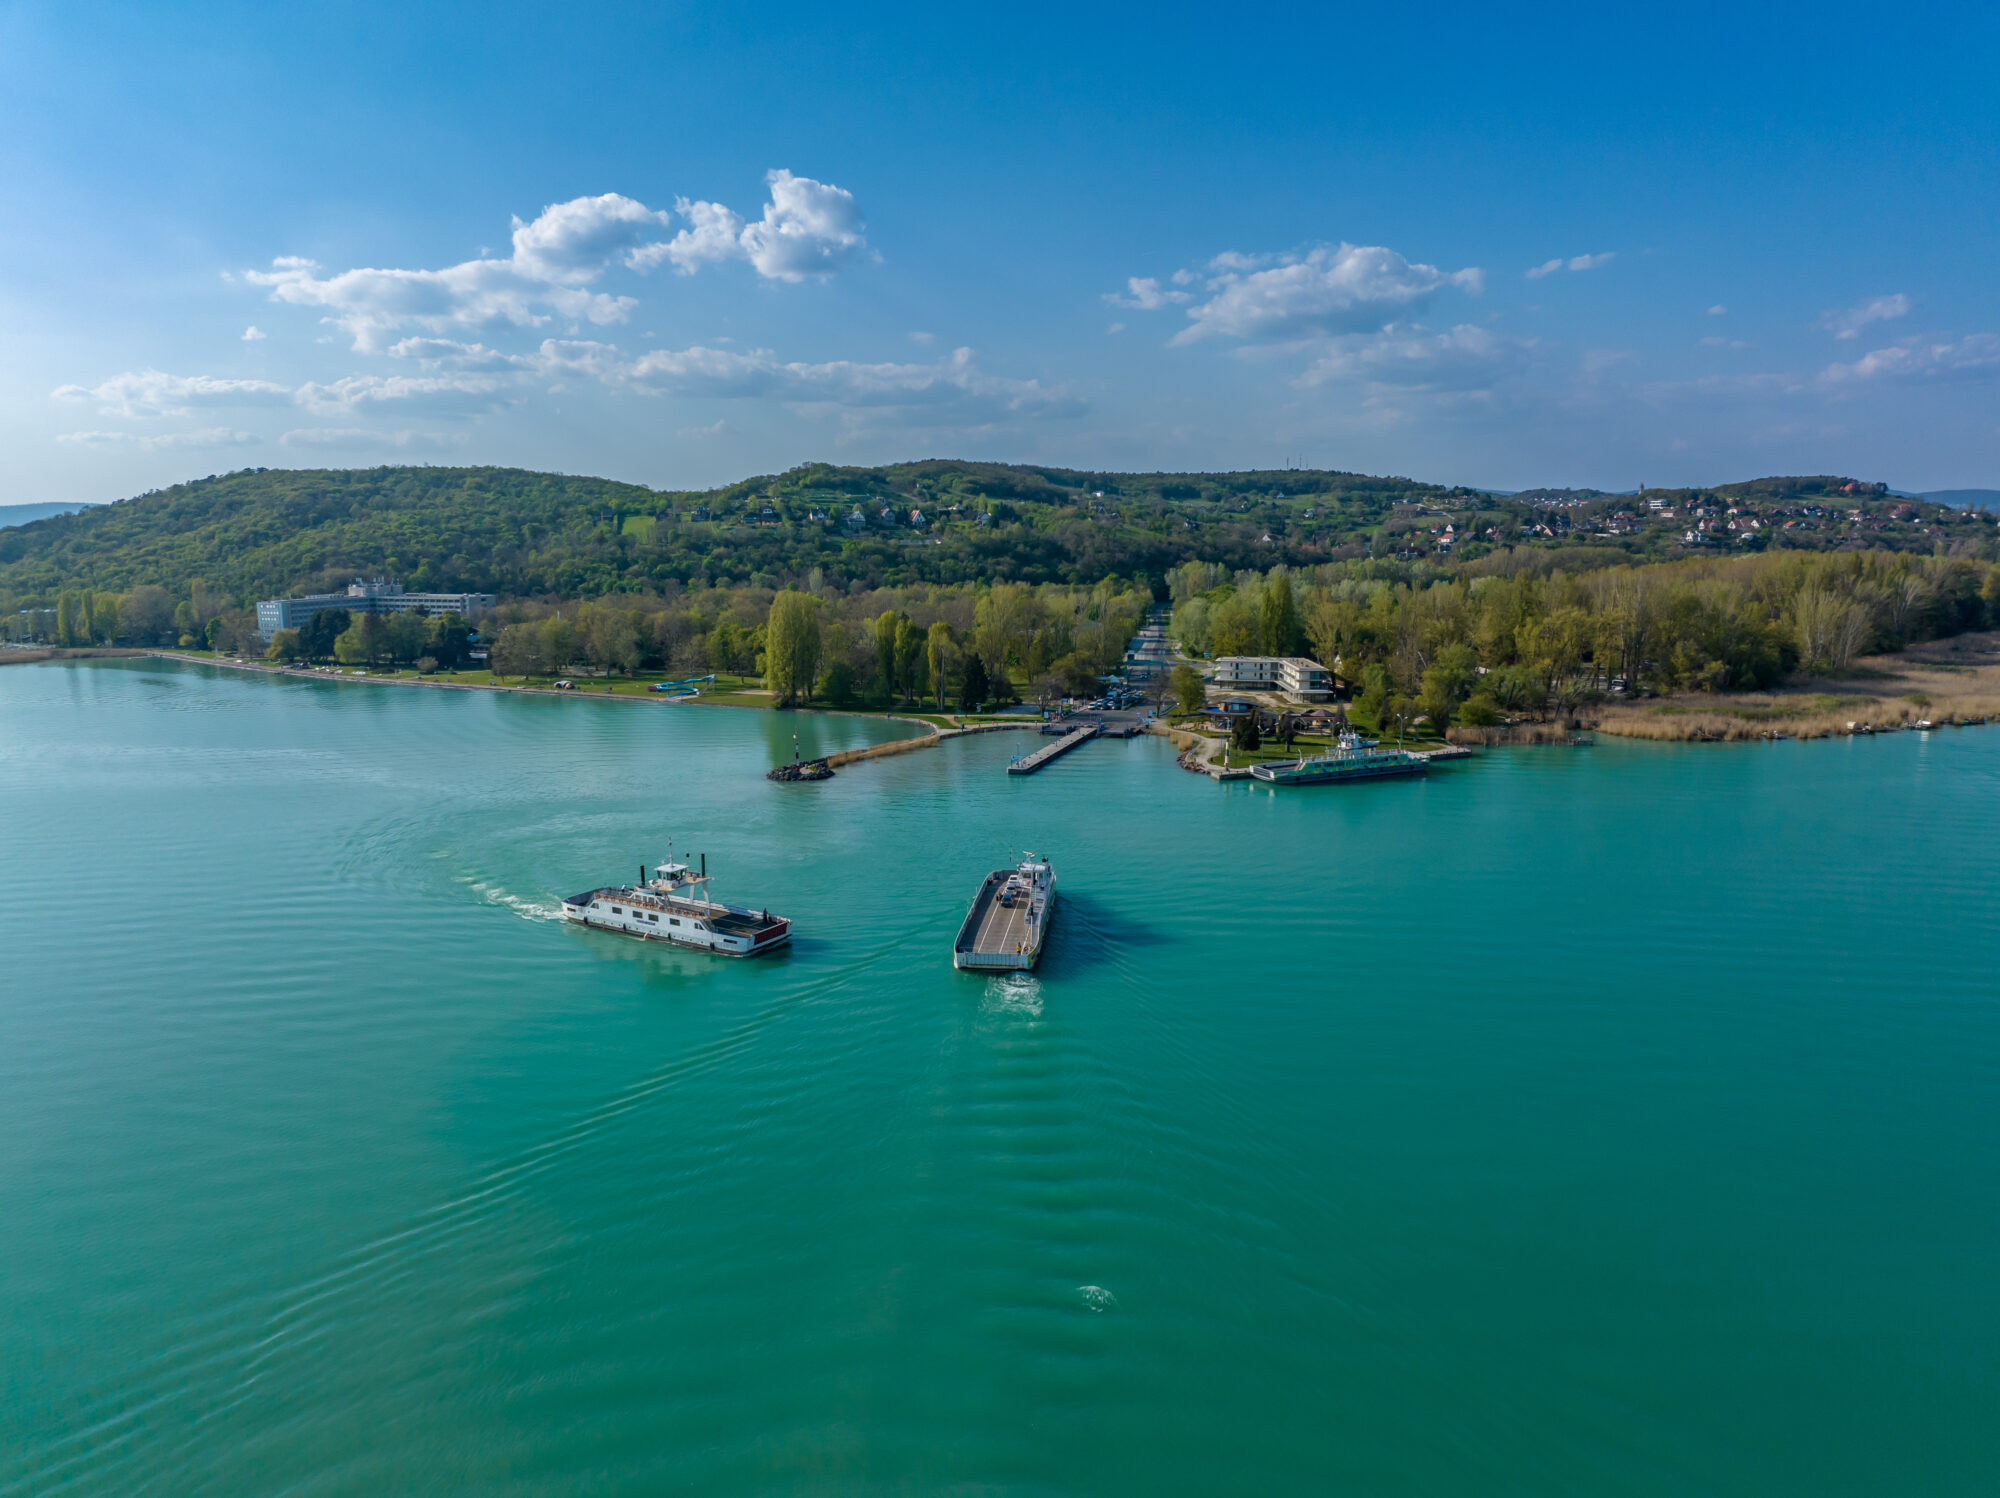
1168 549 2000 732
471 578 1149 711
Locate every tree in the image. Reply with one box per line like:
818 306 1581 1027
297 607 350 661
490 621 551 680
540 615 576 672
1260 569 1302 656
90 593 121 645
764 590 823 706
119 585 176 646
264 628 301 662
428 613 474 669
874 611 906 701
1352 662 1391 731
1170 663 1205 714
959 651 990 712
896 616 927 703
926 620 955 710
819 659 859 707
1230 714 1261 751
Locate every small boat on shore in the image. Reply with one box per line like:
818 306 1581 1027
562 855 791 956
954 853 1056 971
1250 730 1428 787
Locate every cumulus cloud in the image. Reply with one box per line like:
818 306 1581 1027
1103 276 1193 311
507 193 672 283
1526 252 1615 280
1165 244 1482 344
279 428 465 451
1296 323 1530 390
1821 333 2000 383
245 172 867 350
241 325 268 341
247 252 638 354
386 337 534 370
58 427 260 450
533 339 1082 422
1820 293 1911 340
740 170 869 280
293 373 515 415
52 369 293 418
1708 304 1728 316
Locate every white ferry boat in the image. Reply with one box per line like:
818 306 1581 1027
953 853 1056 972
1249 729 1428 787
562 856 791 956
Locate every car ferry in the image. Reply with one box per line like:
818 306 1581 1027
562 855 791 956
954 853 1056 971
1249 730 1428 787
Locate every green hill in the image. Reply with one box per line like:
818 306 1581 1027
0 461 1968 611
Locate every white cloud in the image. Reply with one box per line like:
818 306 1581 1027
246 252 637 354
632 197 746 274
386 337 533 370
241 325 268 341
908 330 935 344
58 427 259 450
279 428 465 451
676 420 728 439
740 170 869 281
1103 276 1193 311
1297 323 1530 390
293 373 514 415
1821 333 2000 384
1167 244 1482 344
1820 293 1911 340
534 339 1082 422
1708 304 1728 316
52 369 293 418
1526 251 1615 279
244 172 867 350
51 370 292 418
508 193 672 283
1700 336 1750 348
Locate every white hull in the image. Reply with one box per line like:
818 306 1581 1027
561 884 790 956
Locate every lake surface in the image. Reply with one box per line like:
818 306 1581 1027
4 658 1998 1496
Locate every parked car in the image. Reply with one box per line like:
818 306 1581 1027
553 679 576 690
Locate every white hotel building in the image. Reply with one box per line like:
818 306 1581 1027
256 579 495 638
1208 656 1335 700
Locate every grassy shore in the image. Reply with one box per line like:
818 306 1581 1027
1593 630 2000 741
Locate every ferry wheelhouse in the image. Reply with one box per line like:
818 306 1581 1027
1249 730 1428 787
562 857 791 956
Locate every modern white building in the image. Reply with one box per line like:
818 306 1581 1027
1209 656 1334 700
256 579 495 638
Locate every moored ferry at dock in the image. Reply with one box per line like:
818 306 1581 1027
562 856 791 956
1250 730 1428 787
954 854 1056 971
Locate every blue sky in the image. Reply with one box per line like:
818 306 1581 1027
3 0 1996 502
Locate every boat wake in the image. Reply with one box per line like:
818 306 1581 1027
982 972 1044 1017
460 877 562 922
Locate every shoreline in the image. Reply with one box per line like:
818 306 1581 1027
0 645 1025 763
13 640 1997 753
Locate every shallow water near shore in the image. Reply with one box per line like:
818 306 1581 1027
4 657 1999 1496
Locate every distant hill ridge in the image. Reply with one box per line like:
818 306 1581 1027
0 501 95 529
0 461 1939 606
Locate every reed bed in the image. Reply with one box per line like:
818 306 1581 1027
1593 633 2000 742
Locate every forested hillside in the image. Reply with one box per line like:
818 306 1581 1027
5 460 1989 616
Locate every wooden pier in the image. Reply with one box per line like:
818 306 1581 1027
1007 724 1098 775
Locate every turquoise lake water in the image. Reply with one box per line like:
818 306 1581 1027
3 658 1998 1496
